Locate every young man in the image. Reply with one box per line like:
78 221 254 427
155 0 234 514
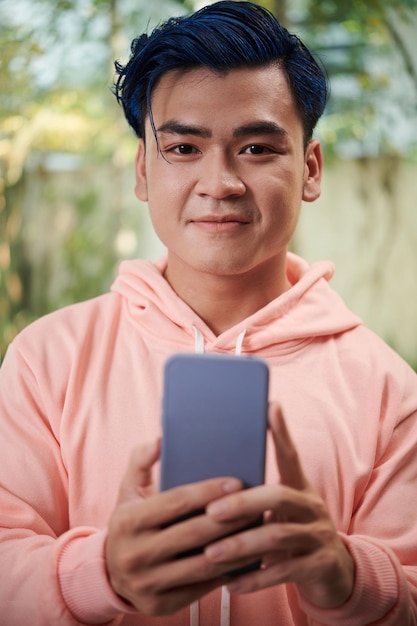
1 2 417 625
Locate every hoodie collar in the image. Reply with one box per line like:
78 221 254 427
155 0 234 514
111 253 361 355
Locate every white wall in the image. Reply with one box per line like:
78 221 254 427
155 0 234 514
295 157 417 365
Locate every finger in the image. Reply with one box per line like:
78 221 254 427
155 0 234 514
157 578 221 614
268 403 309 490
206 483 317 523
138 546 256 593
226 551 315 595
118 439 161 503
152 506 252 562
129 574 222 616
226 541 352 602
130 477 243 531
205 519 319 567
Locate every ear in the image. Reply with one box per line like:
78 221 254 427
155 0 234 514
134 139 148 202
302 139 322 203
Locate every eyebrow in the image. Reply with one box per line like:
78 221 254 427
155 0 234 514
156 121 211 138
232 121 289 139
156 120 289 140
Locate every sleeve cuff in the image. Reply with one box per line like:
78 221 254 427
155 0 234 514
297 534 399 626
58 528 138 624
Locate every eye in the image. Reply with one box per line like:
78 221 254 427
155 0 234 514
173 144 197 155
243 144 274 155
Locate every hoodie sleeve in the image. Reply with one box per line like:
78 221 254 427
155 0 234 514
296 362 417 625
0 342 135 625
296 534 416 625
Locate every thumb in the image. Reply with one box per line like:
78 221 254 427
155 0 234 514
117 438 161 504
269 402 309 491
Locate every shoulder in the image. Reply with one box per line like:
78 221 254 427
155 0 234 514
4 292 122 368
339 324 413 375
335 324 417 418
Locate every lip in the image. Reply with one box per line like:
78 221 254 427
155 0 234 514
189 215 251 233
190 214 251 225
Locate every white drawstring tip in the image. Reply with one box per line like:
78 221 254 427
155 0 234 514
193 325 205 353
190 600 200 626
221 585 231 626
235 328 247 355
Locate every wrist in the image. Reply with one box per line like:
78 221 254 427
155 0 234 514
298 540 355 609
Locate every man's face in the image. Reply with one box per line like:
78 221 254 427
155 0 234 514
135 65 322 287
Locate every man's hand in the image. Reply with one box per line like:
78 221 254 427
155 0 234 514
106 440 251 616
204 403 355 609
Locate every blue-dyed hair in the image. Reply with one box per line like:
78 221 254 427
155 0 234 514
113 1 328 146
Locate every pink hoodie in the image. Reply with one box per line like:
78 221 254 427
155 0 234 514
1 252 417 625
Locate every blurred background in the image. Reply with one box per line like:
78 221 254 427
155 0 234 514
1 0 417 365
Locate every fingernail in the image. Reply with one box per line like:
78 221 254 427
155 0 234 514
206 542 224 560
207 500 228 516
223 478 241 493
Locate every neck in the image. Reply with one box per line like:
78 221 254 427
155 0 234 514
164 255 291 336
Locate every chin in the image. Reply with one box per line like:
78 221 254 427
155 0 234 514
193 258 256 277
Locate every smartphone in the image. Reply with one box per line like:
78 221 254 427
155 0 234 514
160 352 269 573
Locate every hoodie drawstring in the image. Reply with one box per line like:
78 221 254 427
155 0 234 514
190 601 199 626
190 587 230 626
189 326 247 626
192 326 247 356
234 329 246 355
220 586 231 626
193 326 205 354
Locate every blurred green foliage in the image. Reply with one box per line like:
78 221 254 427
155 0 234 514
0 0 189 357
1 0 416 360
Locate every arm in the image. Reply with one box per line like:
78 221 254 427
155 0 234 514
0 342 248 623
0 342 85 625
0 342 140 625
204 402 417 625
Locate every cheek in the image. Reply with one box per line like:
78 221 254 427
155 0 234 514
147 194 181 250
262 194 300 243
147 165 188 200
148 204 167 240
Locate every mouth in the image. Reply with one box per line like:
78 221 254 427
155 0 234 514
190 215 250 233
192 213 250 222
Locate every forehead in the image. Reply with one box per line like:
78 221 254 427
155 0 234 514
147 65 303 141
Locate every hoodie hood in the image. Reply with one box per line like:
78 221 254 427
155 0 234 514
111 252 361 356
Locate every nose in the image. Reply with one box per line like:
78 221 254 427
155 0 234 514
194 151 246 199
